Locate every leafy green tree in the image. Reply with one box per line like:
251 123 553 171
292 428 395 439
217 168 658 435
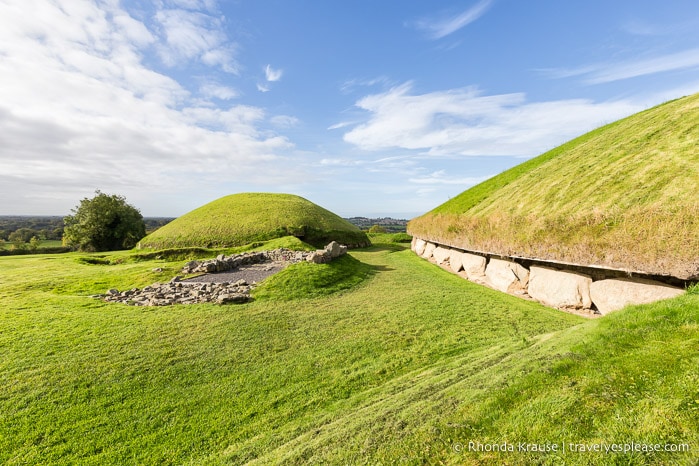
28 236 41 251
368 224 388 234
63 190 146 251
8 228 36 243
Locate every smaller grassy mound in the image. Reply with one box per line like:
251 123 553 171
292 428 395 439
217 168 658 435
252 254 373 301
137 193 369 250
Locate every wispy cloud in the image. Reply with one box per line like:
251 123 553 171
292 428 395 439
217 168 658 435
270 115 299 128
340 76 393 94
257 64 283 92
154 7 239 74
265 64 283 82
412 0 494 39
409 170 488 186
343 82 641 156
199 82 238 100
327 121 355 130
543 48 699 84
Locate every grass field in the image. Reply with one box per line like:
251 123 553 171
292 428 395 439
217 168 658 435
0 237 697 464
0 240 63 250
137 193 369 250
408 93 699 279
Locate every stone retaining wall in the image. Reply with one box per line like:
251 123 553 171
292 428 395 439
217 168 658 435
410 237 686 315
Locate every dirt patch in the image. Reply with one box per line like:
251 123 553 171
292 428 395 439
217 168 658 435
183 262 286 284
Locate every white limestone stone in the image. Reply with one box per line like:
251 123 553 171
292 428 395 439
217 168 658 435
528 266 592 309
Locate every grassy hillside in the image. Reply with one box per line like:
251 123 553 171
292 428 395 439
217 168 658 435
1 240 697 464
137 193 369 249
409 93 699 279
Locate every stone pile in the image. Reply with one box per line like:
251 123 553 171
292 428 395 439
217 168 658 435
181 241 347 274
101 279 253 306
98 242 348 307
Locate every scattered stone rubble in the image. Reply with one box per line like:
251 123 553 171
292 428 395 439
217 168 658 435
98 242 348 306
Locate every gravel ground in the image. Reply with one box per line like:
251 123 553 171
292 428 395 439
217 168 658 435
183 262 286 284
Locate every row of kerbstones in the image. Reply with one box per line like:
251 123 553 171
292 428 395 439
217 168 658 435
100 242 348 306
411 237 684 315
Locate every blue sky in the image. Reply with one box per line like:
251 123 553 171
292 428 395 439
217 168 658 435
1 1 698 218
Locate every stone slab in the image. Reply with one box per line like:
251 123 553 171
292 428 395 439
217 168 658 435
432 246 451 264
449 250 464 273
421 242 436 259
528 266 592 309
485 258 528 293
590 278 684 314
461 253 487 279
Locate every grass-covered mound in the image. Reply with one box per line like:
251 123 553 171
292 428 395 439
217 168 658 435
137 193 369 250
409 93 699 279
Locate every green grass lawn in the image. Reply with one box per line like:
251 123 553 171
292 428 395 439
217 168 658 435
0 238 697 464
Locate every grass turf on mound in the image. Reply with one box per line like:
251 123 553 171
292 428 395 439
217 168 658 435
137 193 369 250
408 93 699 279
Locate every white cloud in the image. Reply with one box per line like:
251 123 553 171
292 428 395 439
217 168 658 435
265 64 283 82
270 115 300 128
256 83 270 93
543 48 699 84
409 170 488 185
154 7 239 73
340 76 393 93
0 0 300 214
343 82 641 156
412 0 494 39
200 82 238 100
327 121 354 130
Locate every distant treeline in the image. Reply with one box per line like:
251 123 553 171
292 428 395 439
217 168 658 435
0 216 174 243
345 217 408 233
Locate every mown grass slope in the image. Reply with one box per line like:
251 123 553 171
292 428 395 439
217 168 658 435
408 93 699 279
138 193 369 250
1 240 697 464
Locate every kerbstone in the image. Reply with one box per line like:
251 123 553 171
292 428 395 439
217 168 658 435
485 259 529 292
449 250 464 273
422 242 437 259
413 238 427 256
528 266 592 309
461 253 487 279
432 246 451 264
590 278 684 314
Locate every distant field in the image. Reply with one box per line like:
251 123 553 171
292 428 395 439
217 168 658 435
1 236 696 464
0 239 63 250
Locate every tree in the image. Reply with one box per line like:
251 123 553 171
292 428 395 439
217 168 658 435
368 224 388 234
28 236 41 251
63 190 146 251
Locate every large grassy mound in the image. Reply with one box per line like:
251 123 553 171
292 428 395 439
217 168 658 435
408 93 699 279
137 193 369 249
